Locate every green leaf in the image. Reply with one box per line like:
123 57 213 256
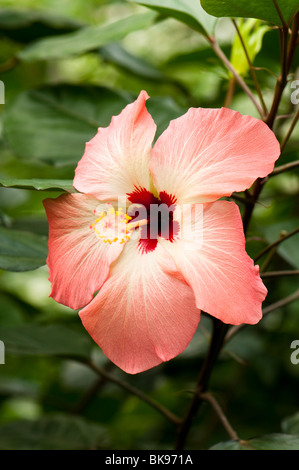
0 414 108 450
210 440 250 450
3 85 132 165
245 434 299 450
0 324 92 360
133 0 217 36
211 434 299 450
0 178 75 192
99 42 164 81
230 19 270 76
0 8 82 43
3 85 185 166
0 227 48 272
146 95 187 139
18 12 156 62
201 0 299 26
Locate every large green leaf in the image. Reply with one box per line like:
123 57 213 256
18 12 156 62
134 0 217 36
3 85 132 165
0 324 92 360
0 8 82 43
0 227 48 272
3 85 186 166
146 95 187 139
0 178 75 192
211 433 299 450
201 0 299 26
99 42 164 81
0 414 108 450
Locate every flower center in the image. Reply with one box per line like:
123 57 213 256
90 203 147 245
127 187 179 253
90 190 179 252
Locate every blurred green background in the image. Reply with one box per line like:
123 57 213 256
0 0 299 450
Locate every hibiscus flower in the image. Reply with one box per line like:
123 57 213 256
43 91 280 374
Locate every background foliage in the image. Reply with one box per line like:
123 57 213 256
0 0 299 450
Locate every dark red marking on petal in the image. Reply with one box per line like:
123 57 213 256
127 186 159 210
126 187 179 254
159 191 177 206
164 219 180 243
138 227 158 254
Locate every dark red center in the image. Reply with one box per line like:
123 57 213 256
127 187 179 253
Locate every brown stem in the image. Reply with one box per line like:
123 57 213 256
273 0 289 30
224 77 236 108
174 319 229 450
229 192 249 204
262 288 299 315
242 178 265 235
71 362 114 414
232 19 268 115
260 243 280 273
86 360 181 426
269 158 299 177
286 12 299 71
225 288 299 343
265 70 287 130
254 227 299 262
266 13 299 129
280 107 299 152
261 270 299 278
207 35 265 118
200 392 240 441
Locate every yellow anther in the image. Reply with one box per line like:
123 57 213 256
90 205 139 245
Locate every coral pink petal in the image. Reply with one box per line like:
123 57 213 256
43 193 124 310
150 107 280 204
162 201 267 325
73 90 156 201
79 238 201 374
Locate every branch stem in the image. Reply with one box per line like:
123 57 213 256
200 392 240 441
261 270 299 278
175 319 229 450
254 227 299 262
262 288 299 315
207 35 265 118
266 13 299 129
225 288 299 343
269 158 299 177
86 360 181 426
273 0 289 30
280 107 299 152
232 19 268 115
